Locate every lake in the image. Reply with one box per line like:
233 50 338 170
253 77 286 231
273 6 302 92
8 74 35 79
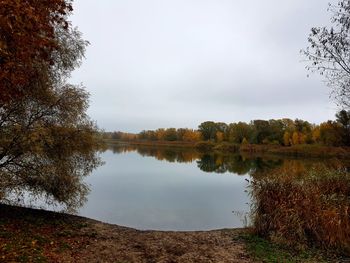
78 146 251 231
2 144 349 232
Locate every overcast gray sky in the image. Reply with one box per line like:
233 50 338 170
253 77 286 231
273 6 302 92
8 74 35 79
70 0 337 132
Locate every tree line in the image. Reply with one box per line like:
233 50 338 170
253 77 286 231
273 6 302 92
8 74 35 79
104 110 350 147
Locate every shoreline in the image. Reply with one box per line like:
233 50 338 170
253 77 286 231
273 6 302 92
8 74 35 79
104 139 350 159
0 204 252 262
0 204 341 262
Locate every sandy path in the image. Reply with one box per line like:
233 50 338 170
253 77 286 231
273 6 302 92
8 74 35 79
0 204 253 263
70 221 253 263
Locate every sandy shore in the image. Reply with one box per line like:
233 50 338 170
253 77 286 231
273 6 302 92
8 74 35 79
0 204 253 263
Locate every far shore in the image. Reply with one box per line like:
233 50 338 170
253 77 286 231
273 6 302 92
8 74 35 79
103 139 350 159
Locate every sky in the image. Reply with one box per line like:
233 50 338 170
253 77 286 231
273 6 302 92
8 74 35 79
70 0 338 133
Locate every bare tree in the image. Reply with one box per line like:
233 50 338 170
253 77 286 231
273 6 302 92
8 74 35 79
303 0 350 109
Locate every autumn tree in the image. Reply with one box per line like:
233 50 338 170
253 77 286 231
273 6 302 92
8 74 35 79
215 122 229 139
335 109 350 145
182 129 201 142
155 128 166 140
0 0 100 208
303 0 350 108
228 122 253 144
319 121 343 146
164 128 178 141
283 131 291 146
198 121 218 141
311 127 321 144
267 119 285 144
251 120 271 144
176 128 187 141
216 131 225 143
0 0 78 103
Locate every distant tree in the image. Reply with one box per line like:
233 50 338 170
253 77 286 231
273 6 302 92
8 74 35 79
336 110 350 128
242 137 249 145
311 126 321 144
111 132 122 140
267 119 285 144
335 109 350 145
294 119 311 133
228 122 253 144
164 128 178 141
281 118 295 132
215 122 229 140
320 121 344 146
303 0 350 108
138 130 147 140
292 131 306 145
198 121 218 141
283 131 291 146
176 128 187 141
155 128 166 140
182 129 201 142
148 130 157 141
251 120 271 144
292 119 312 144
216 131 225 143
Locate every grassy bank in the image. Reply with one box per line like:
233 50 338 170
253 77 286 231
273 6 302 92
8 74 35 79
239 233 333 263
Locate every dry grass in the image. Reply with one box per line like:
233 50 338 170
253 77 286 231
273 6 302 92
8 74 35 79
250 165 350 256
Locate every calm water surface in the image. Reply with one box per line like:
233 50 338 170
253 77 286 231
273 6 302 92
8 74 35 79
79 148 251 231
5 145 347 232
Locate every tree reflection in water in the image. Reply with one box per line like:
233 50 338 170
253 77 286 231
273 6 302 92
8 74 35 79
108 144 350 177
109 144 350 253
0 153 102 213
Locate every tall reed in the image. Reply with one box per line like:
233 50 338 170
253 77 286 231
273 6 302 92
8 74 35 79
250 165 350 255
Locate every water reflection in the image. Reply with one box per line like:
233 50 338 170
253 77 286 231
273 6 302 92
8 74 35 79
3 143 350 234
107 144 350 177
106 145 350 238
0 160 95 213
111 144 199 163
82 145 252 230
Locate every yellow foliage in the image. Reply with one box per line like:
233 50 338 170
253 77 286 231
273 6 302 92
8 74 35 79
292 131 306 145
183 130 201 142
156 128 166 141
242 137 249 145
216 131 224 143
283 131 291 146
312 127 321 143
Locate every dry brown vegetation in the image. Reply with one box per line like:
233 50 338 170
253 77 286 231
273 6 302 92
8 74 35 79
250 165 350 256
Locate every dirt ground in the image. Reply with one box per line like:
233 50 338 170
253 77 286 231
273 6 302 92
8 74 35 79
0 204 253 263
